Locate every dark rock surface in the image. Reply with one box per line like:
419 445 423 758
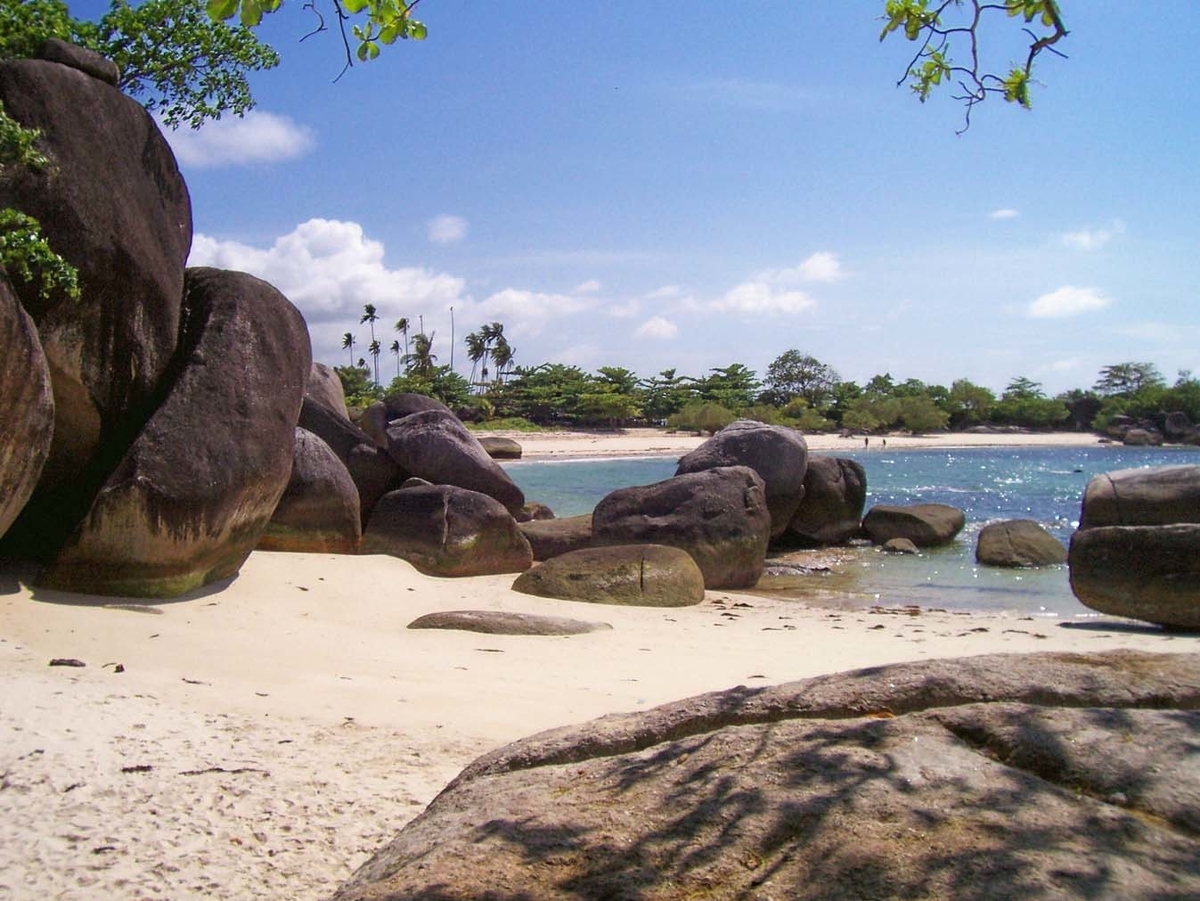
407 610 611 636
0 272 54 541
0 54 191 557
385 410 525 514
512 545 706 606
1123 427 1163 446
976 519 1067 567
39 268 309 597
515 501 555 523
381 392 452 421
519 514 594 561
333 650 1200 901
1069 524 1200 629
592 466 771 589
363 484 532 577
38 38 119 84
676 419 808 537
1079 465 1200 528
883 537 920 554
862 503 965 547
258 428 361 555
780 454 866 547
298 396 400 525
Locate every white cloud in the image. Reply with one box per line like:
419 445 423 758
462 288 591 337
712 281 816 315
634 316 679 339
608 298 642 319
756 251 844 285
989 208 1019 220
428 214 468 245
1060 220 1126 251
573 279 602 294
164 111 316 168
1027 285 1113 319
647 285 682 300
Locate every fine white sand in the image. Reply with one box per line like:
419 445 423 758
0 427 1180 901
497 427 1108 460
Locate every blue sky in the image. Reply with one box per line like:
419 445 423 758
72 1 1199 394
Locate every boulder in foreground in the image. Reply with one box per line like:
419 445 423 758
333 649 1200 901
40 268 309 597
512 545 705 607
258 428 361 555
1069 524 1200 629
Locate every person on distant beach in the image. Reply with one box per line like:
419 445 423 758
864 437 869 448
882 438 887 448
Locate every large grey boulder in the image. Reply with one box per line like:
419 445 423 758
779 454 866 547
333 650 1200 901
862 503 965 547
513 545 706 607
592 466 771 589
518 514 593 561
39 269 309 597
305 362 349 420
0 51 191 556
976 519 1067 567
384 409 525 514
676 419 807 537
0 271 54 542
298 396 400 525
1079 465 1200 528
1069 525 1200 629
1071 465 1200 628
363 484 532 577
478 435 523 460
258 428 361 555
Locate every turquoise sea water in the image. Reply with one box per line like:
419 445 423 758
504 444 1200 619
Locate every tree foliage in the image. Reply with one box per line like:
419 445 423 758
881 0 1068 131
762 349 841 408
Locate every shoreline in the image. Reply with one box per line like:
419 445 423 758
3 550 1197 900
479 427 1113 461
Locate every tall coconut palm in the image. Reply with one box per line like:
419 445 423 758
390 339 401 378
360 303 378 343
465 329 487 390
491 336 515 385
341 332 356 367
394 317 410 359
368 338 382 385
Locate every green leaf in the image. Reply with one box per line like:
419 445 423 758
239 0 264 28
343 0 369 13
356 40 380 62
408 21 427 41
206 0 239 21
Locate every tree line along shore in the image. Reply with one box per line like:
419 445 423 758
335 320 1198 440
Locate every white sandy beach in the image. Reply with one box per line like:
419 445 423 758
501 427 1108 460
1 428 1186 901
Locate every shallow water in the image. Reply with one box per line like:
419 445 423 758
505 443 1200 618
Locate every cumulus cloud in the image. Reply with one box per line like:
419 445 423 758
1060 220 1126 251
756 251 844 285
712 281 816 315
189 219 466 324
164 111 316 168
646 284 683 300
461 288 591 336
989 208 1019 220
1027 285 1113 319
428 214 468 245
573 279 602 294
634 316 679 339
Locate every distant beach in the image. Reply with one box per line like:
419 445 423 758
484 427 1108 461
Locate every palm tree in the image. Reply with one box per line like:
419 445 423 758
368 338 382 385
491 336 515 385
360 303 378 344
390 339 401 378
465 329 487 390
341 332 356 366
404 331 437 380
394 317 410 359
